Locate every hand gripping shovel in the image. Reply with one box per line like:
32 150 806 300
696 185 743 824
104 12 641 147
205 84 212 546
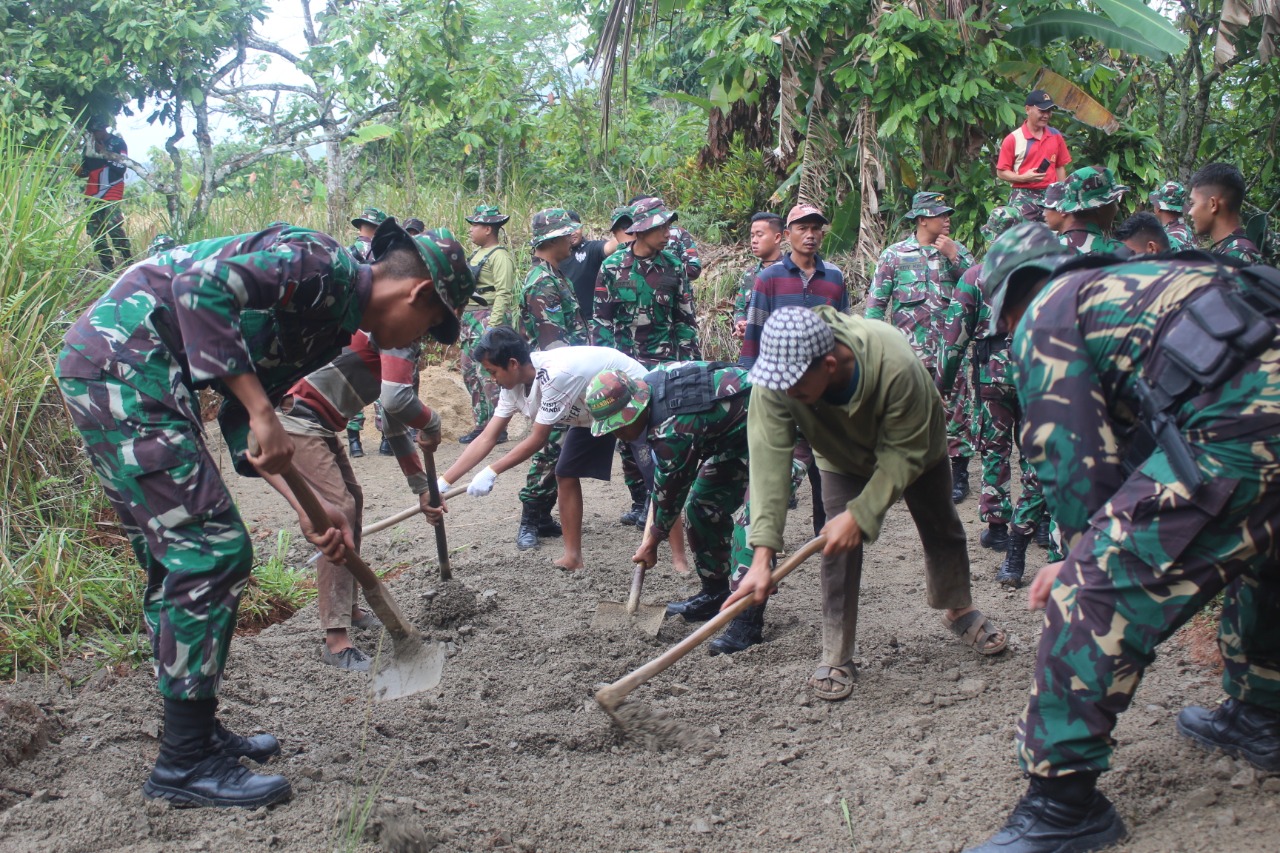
595 536 825 723
591 559 667 636
281 463 445 701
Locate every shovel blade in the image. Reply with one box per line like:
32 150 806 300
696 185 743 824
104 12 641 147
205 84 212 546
371 636 446 701
591 600 666 636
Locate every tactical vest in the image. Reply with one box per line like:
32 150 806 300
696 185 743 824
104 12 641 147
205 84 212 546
468 246 509 304
645 362 745 425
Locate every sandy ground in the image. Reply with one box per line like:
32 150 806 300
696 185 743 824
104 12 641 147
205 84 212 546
2 367 1278 852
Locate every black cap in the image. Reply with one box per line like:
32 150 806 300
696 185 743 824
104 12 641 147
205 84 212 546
1026 90 1057 110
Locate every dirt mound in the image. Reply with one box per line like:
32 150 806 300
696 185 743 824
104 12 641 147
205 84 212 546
415 579 496 629
417 365 474 442
0 698 58 769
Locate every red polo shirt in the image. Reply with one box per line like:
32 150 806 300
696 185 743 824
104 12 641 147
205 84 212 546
997 122 1071 190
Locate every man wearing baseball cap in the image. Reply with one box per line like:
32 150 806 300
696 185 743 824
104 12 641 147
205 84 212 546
727 305 1006 703
996 89 1072 210
867 191 976 503
1148 180 1193 250
1056 166 1129 255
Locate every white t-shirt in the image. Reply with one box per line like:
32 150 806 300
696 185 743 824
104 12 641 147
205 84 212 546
494 346 648 428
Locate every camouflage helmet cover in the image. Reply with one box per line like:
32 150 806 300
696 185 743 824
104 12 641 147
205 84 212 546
1057 166 1130 213
978 221 1075 337
529 208 581 247
585 370 651 437
1148 180 1186 213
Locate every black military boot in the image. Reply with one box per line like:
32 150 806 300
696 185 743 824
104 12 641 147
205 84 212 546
347 428 364 458
535 506 563 538
980 523 1009 551
458 426 484 444
515 503 540 551
378 435 393 456
1176 698 1280 772
211 718 280 763
666 576 730 622
619 497 649 528
996 531 1032 588
951 456 970 503
708 604 766 655
1034 513 1053 549
964 774 1125 853
143 698 292 808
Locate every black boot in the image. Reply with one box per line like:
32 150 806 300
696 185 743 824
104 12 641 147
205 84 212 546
951 457 970 503
619 497 649 528
1176 698 1280 772
515 503 540 551
347 429 363 458
535 507 562 538
143 698 292 808
965 774 1125 853
666 576 730 622
458 426 484 444
211 719 280 763
996 531 1031 588
980 523 1009 551
708 604 766 655
378 436 393 456
1035 513 1052 549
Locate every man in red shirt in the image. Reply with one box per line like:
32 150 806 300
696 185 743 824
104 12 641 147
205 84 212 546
79 116 132 271
996 90 1072 216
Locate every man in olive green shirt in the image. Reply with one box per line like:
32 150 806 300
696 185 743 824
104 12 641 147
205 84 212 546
727 306 1006 702
460 205 518 443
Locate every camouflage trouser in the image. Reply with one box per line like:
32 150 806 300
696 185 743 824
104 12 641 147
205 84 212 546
518 426 565 510
1017 445 1280 778
975 384 1044 528
1008 187 1047 221
346 411 364 433
729 460 809 589
459 308 499 429
946 354 974 461
619 442 649 506
87 200 131 272
57 374 253 701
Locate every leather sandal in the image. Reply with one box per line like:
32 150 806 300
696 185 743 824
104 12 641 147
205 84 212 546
809 662 856 701
944 609 1007 656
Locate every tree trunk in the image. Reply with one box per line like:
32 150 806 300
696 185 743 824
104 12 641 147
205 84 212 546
697 78 781 170
189 96 218 231
325 132 347 235
163 99 186 236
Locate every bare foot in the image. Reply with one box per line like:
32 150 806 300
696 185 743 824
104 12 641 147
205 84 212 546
672 556 692 576
554 553 585 571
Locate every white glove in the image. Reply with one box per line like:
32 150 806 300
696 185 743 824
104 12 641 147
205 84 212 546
436 476 452 494
466 466 498 497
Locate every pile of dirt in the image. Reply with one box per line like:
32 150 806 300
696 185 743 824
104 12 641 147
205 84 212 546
0 698 58 769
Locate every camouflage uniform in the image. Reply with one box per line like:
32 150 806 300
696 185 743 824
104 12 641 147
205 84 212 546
1149 181 1193 251
1056 166 1129 256
732 258 783 329
666 223 702 281
983 225 1280 779
1212 228 1263 263
345 207 388 434
865 193 975 462
461 206 515 433
56 225 367 701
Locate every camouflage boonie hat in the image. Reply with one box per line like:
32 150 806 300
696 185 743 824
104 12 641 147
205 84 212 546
979 221 1075 337
403 217 425 235
585 370 651 437
529 208 581 247
369 220 481 345
980 206 1023 242
904 191 954 220
626 197 677 234
148 234 177 256
1041 182 1067 210
1148 180 1186 213
610 206 635 230
464 204 510 226
351 207 389 228
1057 166 1129 213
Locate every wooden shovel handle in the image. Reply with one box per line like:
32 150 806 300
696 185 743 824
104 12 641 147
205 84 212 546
421 447 452 581
597 536 827 709
281 466 383 591
360 487 466 537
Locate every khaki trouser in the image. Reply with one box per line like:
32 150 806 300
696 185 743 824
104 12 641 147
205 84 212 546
290 432 364 631
818 458 972 665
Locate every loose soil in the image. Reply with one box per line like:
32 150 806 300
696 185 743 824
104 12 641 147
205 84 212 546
2 368 1276 851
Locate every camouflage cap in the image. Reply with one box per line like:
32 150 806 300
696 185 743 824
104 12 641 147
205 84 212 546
585 370 651 437
369 219 481 345
403 217 425 235
978 221 1075 337
1057 166 1129 213
1148 180 1186 213
351 207 389 228
529 208 581 247
147 234 177 256
610 205 636 230
464 204 510 226
1040 182 1067 210
904 191 954 220
980 206 1023 243
626 197 677 234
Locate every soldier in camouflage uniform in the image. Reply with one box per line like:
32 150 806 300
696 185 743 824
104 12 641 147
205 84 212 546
629 194 702 280
732 212 785 340
966 221 1280 853
594 197 702 530
459 205 516 444
938 206 1049 588
1039 181 1067 235
1055 166 1129 255
866 191 976 502
148 234 177 257
1148 180 1193 250
1113 212 1171 256
344 207 389 456
56 218 474 808
1188 162 1264 263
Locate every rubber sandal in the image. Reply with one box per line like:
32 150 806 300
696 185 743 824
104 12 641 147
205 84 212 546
944 609 1007 656
809 662 856 701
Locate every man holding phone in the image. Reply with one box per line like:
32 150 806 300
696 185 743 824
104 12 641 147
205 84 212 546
996 89 1072 214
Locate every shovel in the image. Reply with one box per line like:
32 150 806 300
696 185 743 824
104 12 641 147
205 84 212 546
361 485 465 538
279 462 445 701
595 536 826 723
591 559 667 636
420 445 452 581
